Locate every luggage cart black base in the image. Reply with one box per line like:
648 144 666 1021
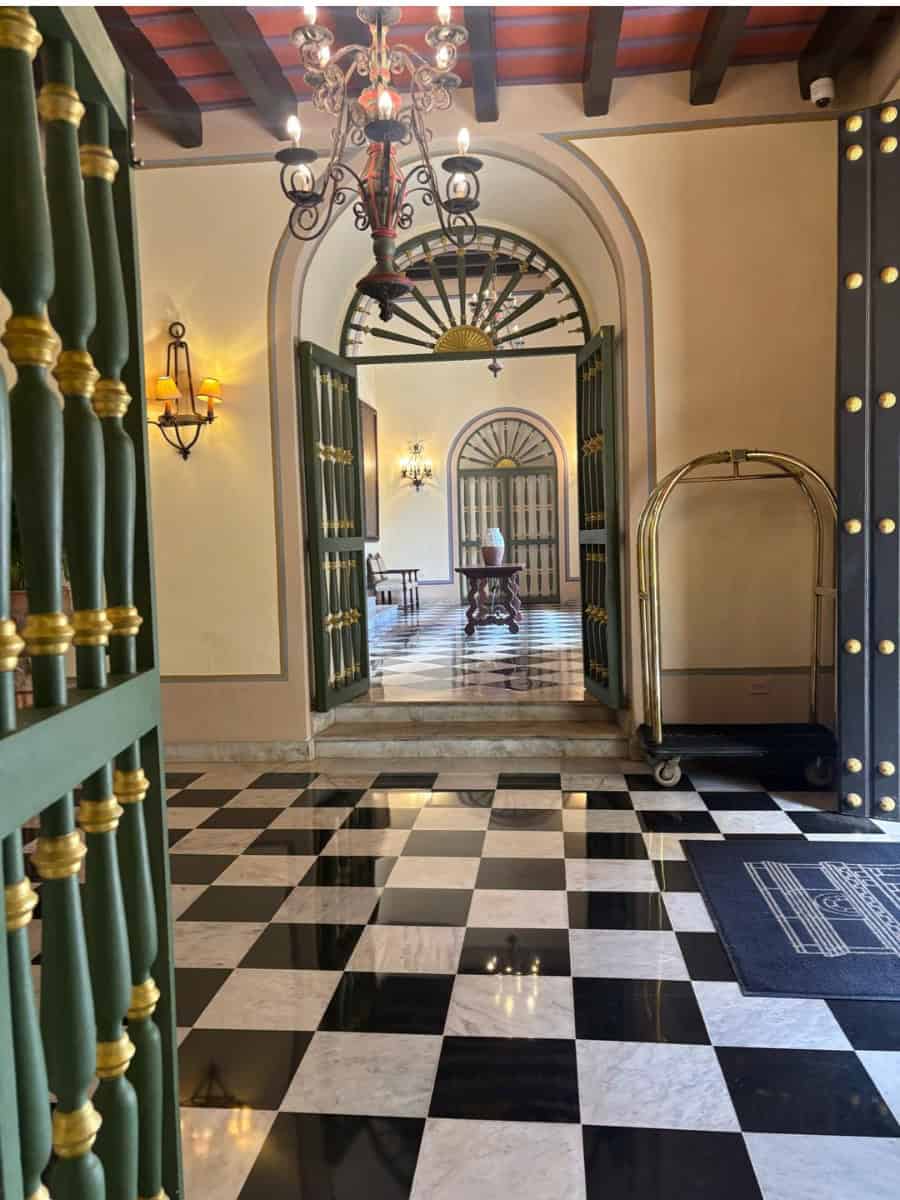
637 722 837 789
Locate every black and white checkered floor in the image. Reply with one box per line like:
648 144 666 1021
365 600 585 701
164 756 900 1200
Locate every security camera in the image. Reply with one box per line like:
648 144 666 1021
809 77 835 109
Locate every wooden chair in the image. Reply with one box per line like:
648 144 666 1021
367 552 420 609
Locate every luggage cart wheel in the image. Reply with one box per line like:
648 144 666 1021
653 758 682 788
803 756 835 789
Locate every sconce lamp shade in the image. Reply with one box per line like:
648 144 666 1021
197 377 222 403
155 375 180 402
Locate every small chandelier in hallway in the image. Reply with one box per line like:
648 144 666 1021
150 322 221 460
275 5 483 321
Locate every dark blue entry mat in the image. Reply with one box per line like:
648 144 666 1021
684 840 900 1000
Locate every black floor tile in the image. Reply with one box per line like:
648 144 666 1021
319 972 453 1035
458 928 571 976
788 810 881 834
239 922 364 971
168 855 234 885
174 967 229 1025
828 999 900 1050
179 1028 311 1110
167 788 240 809
427 790 494 808
371 888 473 926
250 772 318 789
430 1036 579 1123
372 772 438 789
245 829 335 855
717 1046 900 1136
582 1127 763 1200
722 833 805 841
653 861 699 891
238 1113 424 1200
488 808 563 830
638 811 719 834
563 791 634 810
699 792 780 811
564 833 648 860
166 772 204 789
344 807 419 829
199 808 283 829
403 830 486 857
574 978 709 1043
475 858 567 890
676 932 735 981
293 788 367 808
300 856 396 887
168 830 186 848
181 885 293 922
497 773 561 789
625 772 693 792
568 892 672 930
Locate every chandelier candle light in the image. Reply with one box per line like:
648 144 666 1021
276 6 483 320
401 441 432 491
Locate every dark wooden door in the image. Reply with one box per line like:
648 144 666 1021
299 342 370 711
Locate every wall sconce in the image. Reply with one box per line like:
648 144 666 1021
149 321 221 460
401 441 432 492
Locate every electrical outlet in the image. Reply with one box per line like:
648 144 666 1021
749 679 771 696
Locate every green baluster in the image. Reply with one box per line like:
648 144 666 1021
40 38 139 1200
0 9 105 1200
82 100 166 1200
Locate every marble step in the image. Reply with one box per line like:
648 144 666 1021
334 700 610 725
315 719 628 759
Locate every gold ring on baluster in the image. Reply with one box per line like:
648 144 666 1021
0 7 42 59
54 349 99 398
72 608 113 647
91 378 131 417
107 605 143 637
37 82 85 126
5 878 39 931
128 977 161 1021
114 767 150 804
78 796 124 835
96 1034 136 1079
52 1101 102 1159
79 143 119 182
0 618 25 671
22 612 74 657
32 831 87 880
1 314 58 368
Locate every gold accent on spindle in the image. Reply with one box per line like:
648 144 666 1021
879 796 897 813
845 272 864 290
33 831 86 880
22 612 74 656
96 1034 136 1079
107 605 143 637
54 349 99 398
882 105 898 123
0 618 24 671
845 793 863 809
845 144 863 161
881 136 898 154
846 757 863 774
91 378 131 418
128 977 161 1021
79 143 119 183
0 7 42 59
1 314 58 368
878 761 896 777
879 518 896 534
37 82 85 127
844 395 863 413
878 392 897 409
78 796 123 835
844 518 862 534
52 1101 102 1159
5 878 39 931
881 266 899 285
114 767 150 805
844 638 862 655
71 608 113 648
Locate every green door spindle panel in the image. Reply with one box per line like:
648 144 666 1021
0 10 105 1200
41 36 140 1200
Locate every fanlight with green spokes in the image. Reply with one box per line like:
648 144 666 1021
459 416 556 470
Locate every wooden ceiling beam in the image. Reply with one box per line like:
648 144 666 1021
690 7 750 106
582 6 624 117
98 7 202 148
195 7 297 140
798 7 881 98
464 6 499 123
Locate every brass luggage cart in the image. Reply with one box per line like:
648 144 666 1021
637 449 838 787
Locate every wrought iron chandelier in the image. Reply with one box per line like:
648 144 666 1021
275 5 483 321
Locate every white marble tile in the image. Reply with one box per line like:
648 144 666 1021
745 1133 900 1200
434 773 498 789
857 1052 900 1122
267 806 351 828
642 833 723 862
359 789 432 808
320 828 410 856
215 855 316 886
445 974 574 1038
561 774 628 791
176 1027 191 1047
414 807 492 831
711 810 799 835
570 929 689 980
804 833 895 842
387 856 480 889
565 859 659 892
411 1118 586 1200
180 1106 275 1200
630 791 707 811
170 829 259 855
348 925 465 974
873 820 900 836
195 967 341 1030
184 767 264 789
576 1040 739 1131
663 892 715 933
307 774 377 789
170 884 207 919
282 1031 442 1117
273 886 382 924
562 809 641 833
693 982 851 1050
482 830 565 859
467 889 569 929
166 807 217 829
493 790 563 809
175 922 266 969
223 788 299 808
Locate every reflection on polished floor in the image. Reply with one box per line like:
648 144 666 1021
365 599 585 702
160 755 900 1199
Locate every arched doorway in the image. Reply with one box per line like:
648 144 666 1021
456 415 560 602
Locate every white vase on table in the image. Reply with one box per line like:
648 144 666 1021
481 527 505 566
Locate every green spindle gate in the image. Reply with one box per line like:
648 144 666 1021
577 326 622 707
0 8 181 1200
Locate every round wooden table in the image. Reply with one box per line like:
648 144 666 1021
455 564 524 636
